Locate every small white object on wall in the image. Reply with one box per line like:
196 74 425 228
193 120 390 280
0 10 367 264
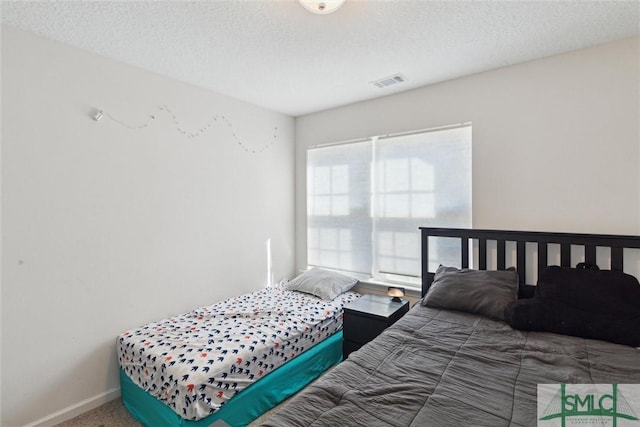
298 0 345 14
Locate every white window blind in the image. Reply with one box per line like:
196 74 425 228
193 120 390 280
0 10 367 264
307 124 471 286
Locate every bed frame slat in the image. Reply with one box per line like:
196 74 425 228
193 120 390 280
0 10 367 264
516 241 526 285
611 246 624 271
497 240 506 270
461 237 469 268
422 230 429 284
585 245 597 265
478 238 487 270
538 242 548 276
420 228 640 297
560 244 571 267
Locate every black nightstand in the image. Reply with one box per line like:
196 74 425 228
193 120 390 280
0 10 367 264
342 293 409 358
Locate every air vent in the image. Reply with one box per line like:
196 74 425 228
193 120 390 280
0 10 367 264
371 74 407 89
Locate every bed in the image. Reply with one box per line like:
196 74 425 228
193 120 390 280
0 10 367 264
117 268 361 427
262 227 640 427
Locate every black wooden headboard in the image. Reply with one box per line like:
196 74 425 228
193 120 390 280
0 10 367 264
420 227 640 297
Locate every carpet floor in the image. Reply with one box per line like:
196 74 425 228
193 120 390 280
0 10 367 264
53 397 280 427
54 399 142 427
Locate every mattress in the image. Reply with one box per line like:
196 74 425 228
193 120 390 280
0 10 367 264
120 330 344 427
117 287 360 421
262 303 640 426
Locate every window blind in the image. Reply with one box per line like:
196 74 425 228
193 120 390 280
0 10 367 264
307 124 472 285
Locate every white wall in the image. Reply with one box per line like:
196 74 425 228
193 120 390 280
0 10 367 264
1 26 295 427
295 36 640 272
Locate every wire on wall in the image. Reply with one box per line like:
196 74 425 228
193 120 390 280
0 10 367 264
92 105 278 154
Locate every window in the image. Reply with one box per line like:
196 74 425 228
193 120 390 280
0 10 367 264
307 124 472 287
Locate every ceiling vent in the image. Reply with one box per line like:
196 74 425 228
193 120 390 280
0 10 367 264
371 74 407 89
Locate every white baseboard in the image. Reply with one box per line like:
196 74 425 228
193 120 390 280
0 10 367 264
23 388 121 427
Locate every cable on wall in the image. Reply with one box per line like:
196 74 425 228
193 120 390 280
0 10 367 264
92 105 278 154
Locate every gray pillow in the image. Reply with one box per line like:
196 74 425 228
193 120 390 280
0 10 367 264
422 265 519 320
285 268 358 301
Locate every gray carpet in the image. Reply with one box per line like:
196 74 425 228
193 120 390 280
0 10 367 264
54 399 142 427
54 397 281 427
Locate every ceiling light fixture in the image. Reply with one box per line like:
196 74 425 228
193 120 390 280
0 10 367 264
298 0 345 14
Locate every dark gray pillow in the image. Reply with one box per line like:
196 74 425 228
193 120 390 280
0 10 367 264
422 265 519 320
285 268 358 301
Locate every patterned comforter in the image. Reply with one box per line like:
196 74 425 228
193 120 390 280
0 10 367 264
117 287 360 421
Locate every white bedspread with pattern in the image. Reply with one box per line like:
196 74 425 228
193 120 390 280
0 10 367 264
117 287 360 421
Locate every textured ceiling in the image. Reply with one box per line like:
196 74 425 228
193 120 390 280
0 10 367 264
2 0 639 117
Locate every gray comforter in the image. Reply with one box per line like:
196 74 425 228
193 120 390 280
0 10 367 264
262 304 640 426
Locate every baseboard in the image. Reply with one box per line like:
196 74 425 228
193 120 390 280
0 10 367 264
24 388 121 427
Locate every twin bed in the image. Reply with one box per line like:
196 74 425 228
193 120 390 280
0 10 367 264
118 227 640 427
117 269 361 426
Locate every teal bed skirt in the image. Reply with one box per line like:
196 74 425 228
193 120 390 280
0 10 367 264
120 330 343 427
